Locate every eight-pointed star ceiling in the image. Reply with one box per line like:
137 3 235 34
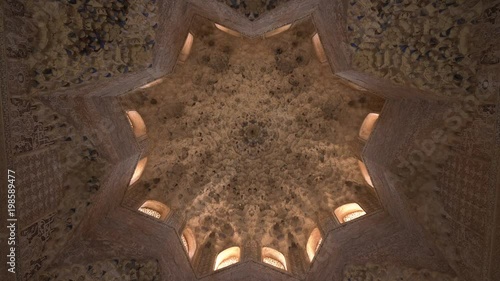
4 0 497 280
120 16 383 262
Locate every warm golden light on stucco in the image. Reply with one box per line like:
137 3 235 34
306 228 322 262
262 247 287 270
334 203 366 223
312 33 327 63
215 24 242 37
126 110 147 138
214 247 241 270
264 24 292 38
178 33 194 63
138 200 170 220
130 157 148 186
359 113 379 141
358 160 374 187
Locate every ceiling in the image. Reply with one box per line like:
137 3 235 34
120 16 382 258
1 0 498 280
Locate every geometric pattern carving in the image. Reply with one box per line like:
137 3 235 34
437 154 493 275
14 148 62 229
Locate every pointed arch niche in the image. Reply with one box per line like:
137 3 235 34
181 228 197 259
359 113 379 141
138 200 170 220
214 246 241 271
262 247 287 270
358 160 374 187
306 228 322 262
264 24 292 38
178 33 194 63
312 33 327 63
126 110 147 138
334 203 366 223
130 157 147 186
214 23 242 37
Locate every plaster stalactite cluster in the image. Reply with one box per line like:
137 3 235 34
39 259 161 280
6 0 157 93
121 17 383 257
343 263 458 281
217 0 291 20
347 0 499 97
13 98 109 280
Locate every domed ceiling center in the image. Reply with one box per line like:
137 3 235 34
242 121 265 145
231 115 276 158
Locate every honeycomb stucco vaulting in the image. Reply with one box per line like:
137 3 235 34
216 0 293 20
121 18 382 255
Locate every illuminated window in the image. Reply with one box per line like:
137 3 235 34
137 200 170 220
126 111 147 138
217 257 239 269
343 211 366 222
358 160 374 187
263 24 292 38
181 228 197 259
359 113 379 141
334 203 366 223
214 23 242 37
312 33 327 63
263 257 285 270
214 247 240 270
138 207 161 219
130 157 147 186
181 235 188 252
178 33 194 63
261 247 287 271
306 228 322 262
140 78 164 89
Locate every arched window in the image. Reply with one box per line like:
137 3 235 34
264 24 292 38
138 200 170 220
130 157 147 186
358 160 374 187
334 203 366 223
306 228 322 262
214 23 242 37
126 110 147 138
178 33 194 63
181 228 197 259
359 113 379 141
312 33 327 63
214 246 240 271
262 247 287 271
